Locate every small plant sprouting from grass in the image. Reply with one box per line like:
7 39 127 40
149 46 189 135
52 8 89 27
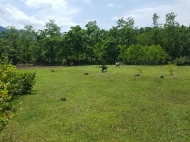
62 58 67 66
167 62 174 75
137 68 143 73
51 69 55 72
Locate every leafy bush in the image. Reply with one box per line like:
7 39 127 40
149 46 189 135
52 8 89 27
173 57 188 66
0 57 36 96
0 83 12 131
125 44 168 65
19 71 36 94
0 56 35 132
0 83 22 132
62 58 67 66
1 62 22 96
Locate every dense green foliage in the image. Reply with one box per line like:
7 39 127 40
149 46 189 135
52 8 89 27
0 56 36 132
125 44 168 65
0 12 190 65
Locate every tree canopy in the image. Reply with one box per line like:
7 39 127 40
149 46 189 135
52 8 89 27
1 12 190 66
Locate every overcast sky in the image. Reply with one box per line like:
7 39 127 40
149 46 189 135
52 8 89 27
0 0 190 32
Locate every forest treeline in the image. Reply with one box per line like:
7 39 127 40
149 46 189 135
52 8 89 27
0 12 190 66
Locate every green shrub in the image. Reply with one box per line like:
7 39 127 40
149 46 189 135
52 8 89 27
0 82 18 132
173 57 188 66
0 56 35 132
1 64 22 96
125 44 168 65
0 57 36 96
19 71 36 94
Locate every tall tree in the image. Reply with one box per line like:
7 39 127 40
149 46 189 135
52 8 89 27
116 17 137 47
151 13 162 45
44 19 61 37
19 25 37 63
66 25 85 64
85 21 100 63
177 25 190 58
39 19 62 64
152 13 160 27
163 12 180 59
93 29 108 64
106 27 119 63
0 26 20 64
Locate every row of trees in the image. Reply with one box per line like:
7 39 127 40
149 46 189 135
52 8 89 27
0 12 190 65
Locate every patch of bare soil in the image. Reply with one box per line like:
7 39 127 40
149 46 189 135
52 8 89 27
16 64 63 69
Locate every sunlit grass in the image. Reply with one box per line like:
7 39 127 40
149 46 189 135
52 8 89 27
1 65 190 142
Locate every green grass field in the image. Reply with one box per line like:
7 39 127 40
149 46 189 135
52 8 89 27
1 65 190 142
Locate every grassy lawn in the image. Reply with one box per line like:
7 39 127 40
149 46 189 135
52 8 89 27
1 65 190 142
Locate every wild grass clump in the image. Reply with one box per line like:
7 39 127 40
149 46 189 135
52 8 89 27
137 68 143 73
167 62 174 75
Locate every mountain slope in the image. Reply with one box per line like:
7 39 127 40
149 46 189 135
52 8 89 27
0 26 7 32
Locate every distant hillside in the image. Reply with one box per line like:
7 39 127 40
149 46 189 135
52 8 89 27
0 26 7 32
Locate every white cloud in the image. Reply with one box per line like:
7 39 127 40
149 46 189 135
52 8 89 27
83 0 91 4
108 3 114 7
0 4 44 29
0 0 80 32
1 0 189 32
25 0 67 9
111 16 119 21
111 0 190 28
101 23 113 30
